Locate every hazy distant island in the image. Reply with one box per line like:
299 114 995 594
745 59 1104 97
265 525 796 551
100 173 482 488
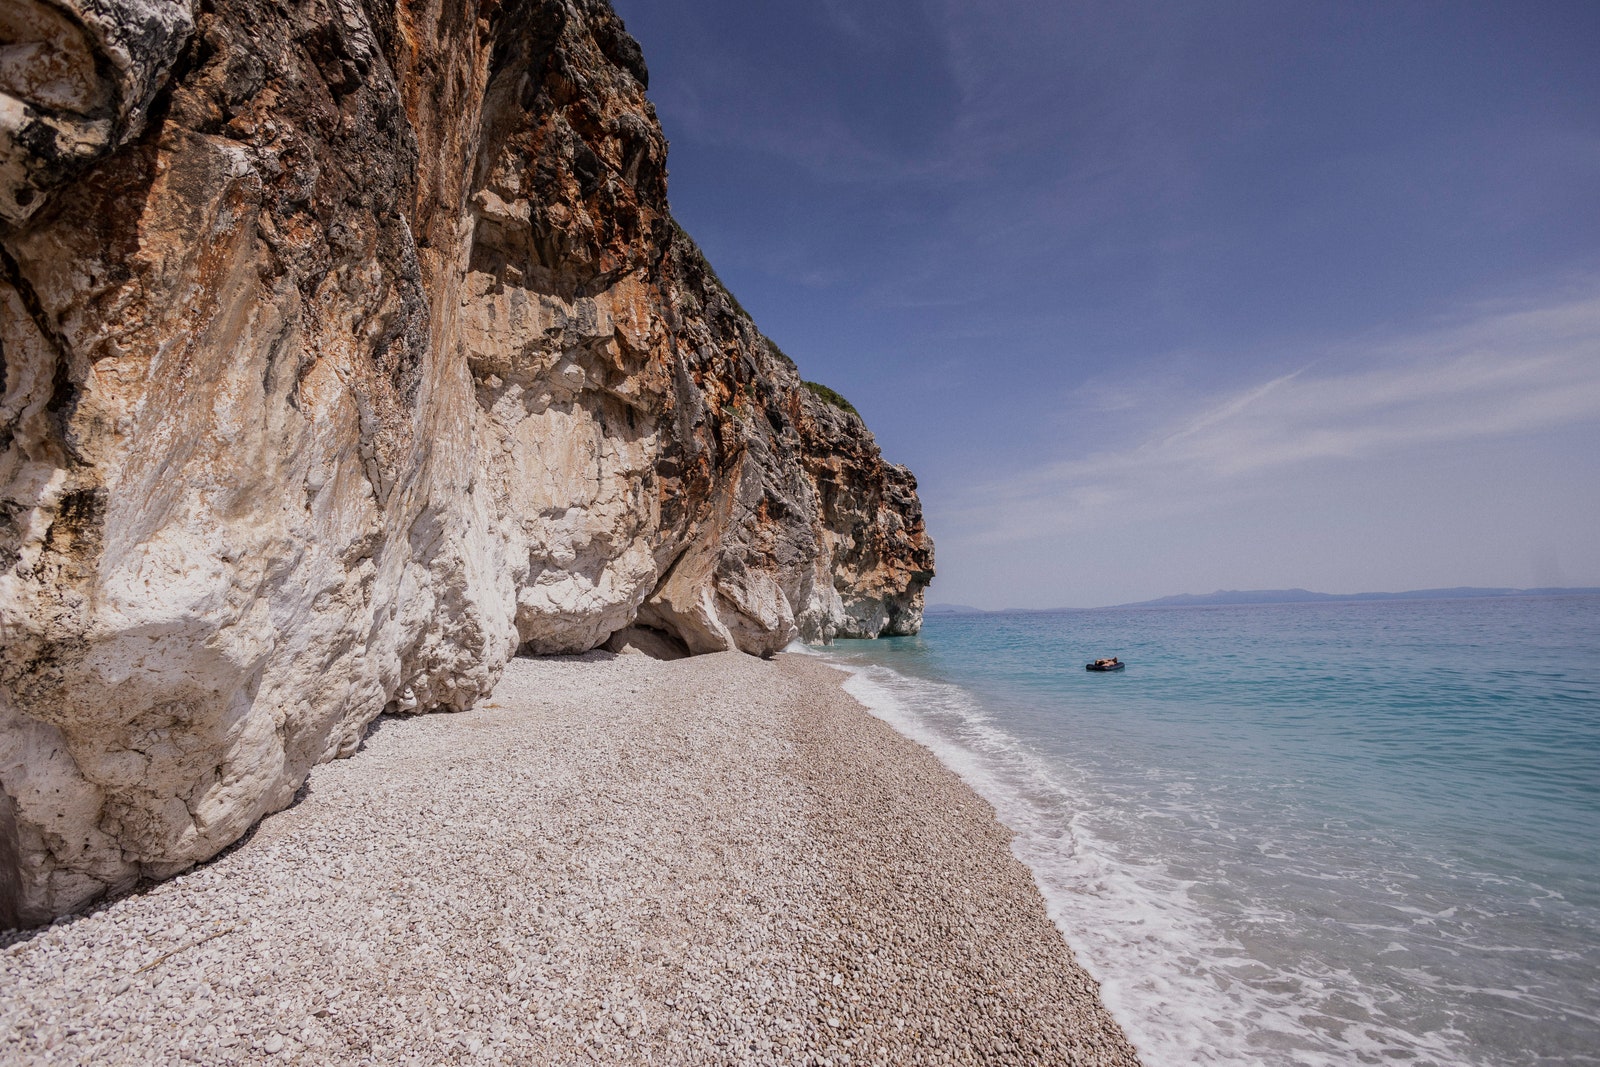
1113 586 1600 608
927 587 1600 614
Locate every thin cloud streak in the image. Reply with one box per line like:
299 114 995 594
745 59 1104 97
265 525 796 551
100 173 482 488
946 287 1600 545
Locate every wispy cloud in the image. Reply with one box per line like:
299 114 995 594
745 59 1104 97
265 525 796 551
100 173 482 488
946 286 1600 544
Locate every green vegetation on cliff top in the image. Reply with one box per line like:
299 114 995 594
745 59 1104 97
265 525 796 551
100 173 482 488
802 380 859 418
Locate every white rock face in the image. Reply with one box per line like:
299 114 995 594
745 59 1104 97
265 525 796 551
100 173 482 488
0 0 933 927
461 275 663 655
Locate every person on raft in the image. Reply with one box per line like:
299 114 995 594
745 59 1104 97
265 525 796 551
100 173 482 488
1094 657 1120 667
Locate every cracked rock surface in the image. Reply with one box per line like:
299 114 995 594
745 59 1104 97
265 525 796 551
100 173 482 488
0 0 933 925
0 653 1140 1066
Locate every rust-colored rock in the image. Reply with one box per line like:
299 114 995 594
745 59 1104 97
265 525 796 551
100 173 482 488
0 0 932 925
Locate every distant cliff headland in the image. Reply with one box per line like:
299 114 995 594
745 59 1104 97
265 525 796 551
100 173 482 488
0 0 932 926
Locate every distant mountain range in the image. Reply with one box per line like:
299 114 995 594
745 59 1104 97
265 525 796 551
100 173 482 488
925 586 1600 615
1112 587 1600 608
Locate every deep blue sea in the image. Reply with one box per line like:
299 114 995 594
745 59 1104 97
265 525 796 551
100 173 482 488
813 595 1600 1067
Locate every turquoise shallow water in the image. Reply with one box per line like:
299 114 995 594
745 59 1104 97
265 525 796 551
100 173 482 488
814 595 1600 1067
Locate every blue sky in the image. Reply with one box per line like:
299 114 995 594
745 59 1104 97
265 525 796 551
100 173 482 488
610 0 1600 608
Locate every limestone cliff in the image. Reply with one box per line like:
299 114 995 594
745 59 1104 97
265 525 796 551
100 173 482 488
0 0 933 927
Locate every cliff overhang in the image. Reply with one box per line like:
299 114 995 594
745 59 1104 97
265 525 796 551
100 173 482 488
0 0 932 927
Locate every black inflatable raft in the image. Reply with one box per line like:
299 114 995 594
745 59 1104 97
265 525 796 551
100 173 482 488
1085 661 1126 672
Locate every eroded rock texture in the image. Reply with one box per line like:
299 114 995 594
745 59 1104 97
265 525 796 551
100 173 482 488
0 0 933 926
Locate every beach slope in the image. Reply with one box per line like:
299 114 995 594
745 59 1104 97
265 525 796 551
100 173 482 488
1 652 1138 1065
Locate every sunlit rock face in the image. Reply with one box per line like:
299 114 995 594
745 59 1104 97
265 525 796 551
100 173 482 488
0 0 932 925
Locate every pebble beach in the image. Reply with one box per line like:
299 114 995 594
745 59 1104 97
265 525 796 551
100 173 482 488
1 651 1141 1066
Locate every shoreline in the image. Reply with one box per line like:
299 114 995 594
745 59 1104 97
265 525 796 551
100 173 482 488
1 650 1141 1065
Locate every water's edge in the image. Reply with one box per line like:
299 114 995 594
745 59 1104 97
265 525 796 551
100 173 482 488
807 647 1259 1067
799 596 1600 1067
